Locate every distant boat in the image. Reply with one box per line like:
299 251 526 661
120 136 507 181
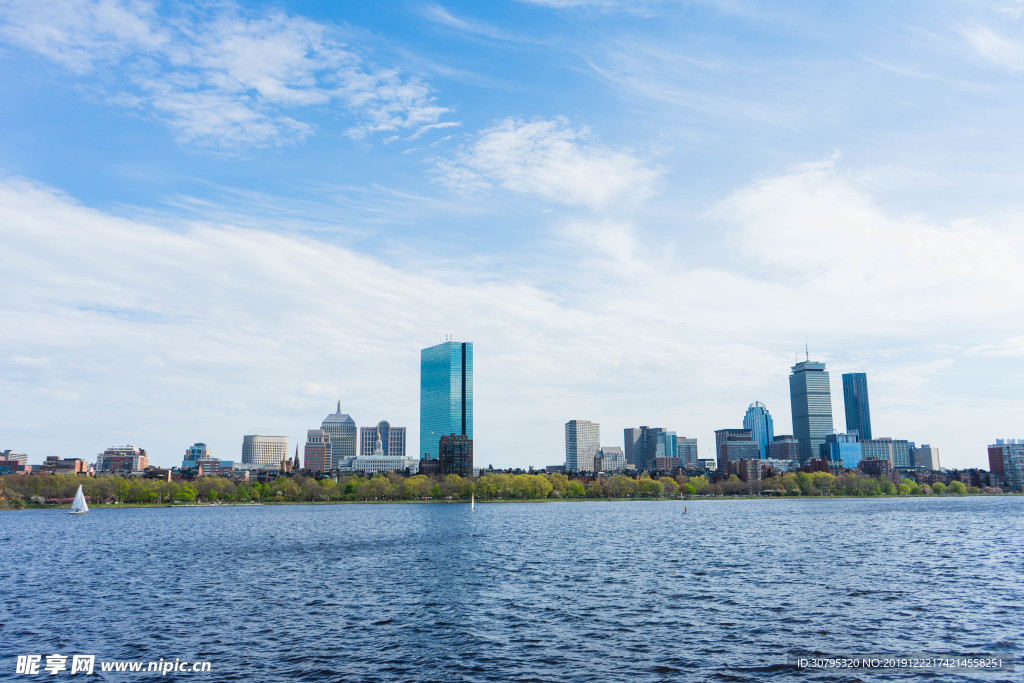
471 492 475 510
69 485 89 515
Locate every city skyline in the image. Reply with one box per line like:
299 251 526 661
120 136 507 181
3 2 1023 471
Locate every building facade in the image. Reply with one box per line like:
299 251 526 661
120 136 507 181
988 439 1024 490
595 446 626 472
789 360 834 463
767 435 800 462
624 426 665 472
861 438 914 469
241 435 289 468
842 372 873 440
675 437 698 468
564 420 601 473
821 432 861 470
97 445 149 473
439 433 473 478
420 341 473 460
304 429 331 473
359 421 407 458
742 402 775 459
914 444 940 470
320 402 356 470
715 429 759 473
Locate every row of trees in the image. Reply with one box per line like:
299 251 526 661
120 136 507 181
0 470 987 509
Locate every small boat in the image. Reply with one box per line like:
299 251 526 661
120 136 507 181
69 485 89 515
471 492 475 510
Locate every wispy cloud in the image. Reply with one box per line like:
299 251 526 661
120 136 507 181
0 1 456 150
961 24 1024 71
435 117 663 209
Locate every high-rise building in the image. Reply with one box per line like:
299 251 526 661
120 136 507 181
623 428 641 467
914 444 940 470
241 435 289 467
714 429 759 473
742 402 775 459
321 401 356 470
420 341 473 460
360 421 407 458
304 429 331 473
988 439 1024 490
767 435 800 462
842 373 872 440
439 434 473 477
821 432 861 470
623 426 664 472
675 437 698 468
789 360 834 464
565 420 601 473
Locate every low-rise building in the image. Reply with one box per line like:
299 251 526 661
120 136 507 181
96 445 149 473
36 456 89 475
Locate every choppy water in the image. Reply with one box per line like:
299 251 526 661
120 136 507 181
1 497 1021 682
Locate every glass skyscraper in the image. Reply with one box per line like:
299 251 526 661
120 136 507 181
419 341 473 460
789 360 834 464
842 372 872 440
742 401 775 459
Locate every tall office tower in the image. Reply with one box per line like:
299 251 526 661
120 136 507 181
304 429 331 472
420 341 473 460
622 426 665 472
789 360 834 464
241 435 288 467
742 402 775 459
676 437 698 468
321 401 356 470
842 373 873 440
623 428 641 467
565 420 601 473
714 429 759 473
360 421 408 458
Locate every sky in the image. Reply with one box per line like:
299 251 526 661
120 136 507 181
2 0 1024 470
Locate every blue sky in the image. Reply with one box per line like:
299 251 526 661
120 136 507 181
3 0 1024 469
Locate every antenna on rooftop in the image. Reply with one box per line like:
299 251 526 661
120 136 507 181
805 340 809 362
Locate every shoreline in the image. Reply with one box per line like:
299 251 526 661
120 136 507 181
5 493 1017 511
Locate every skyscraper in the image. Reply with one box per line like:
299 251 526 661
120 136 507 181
420 341 473 460
565 420 600 473
842 372 872 440
789 360 834 464
321 401 356 470
241 436 287 468
742 402 775 459
623 426 664 472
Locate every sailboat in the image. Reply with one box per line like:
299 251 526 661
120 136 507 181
471 492 475 510
69 485 89 515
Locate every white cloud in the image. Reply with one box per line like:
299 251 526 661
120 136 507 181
436 117 662 209
962 25 1024 70
2 164 1021 469
0 1 455 150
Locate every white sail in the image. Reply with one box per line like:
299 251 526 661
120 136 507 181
69 485 89 514
471 492 475 510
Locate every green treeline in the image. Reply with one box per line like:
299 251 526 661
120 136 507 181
0 470 981 509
